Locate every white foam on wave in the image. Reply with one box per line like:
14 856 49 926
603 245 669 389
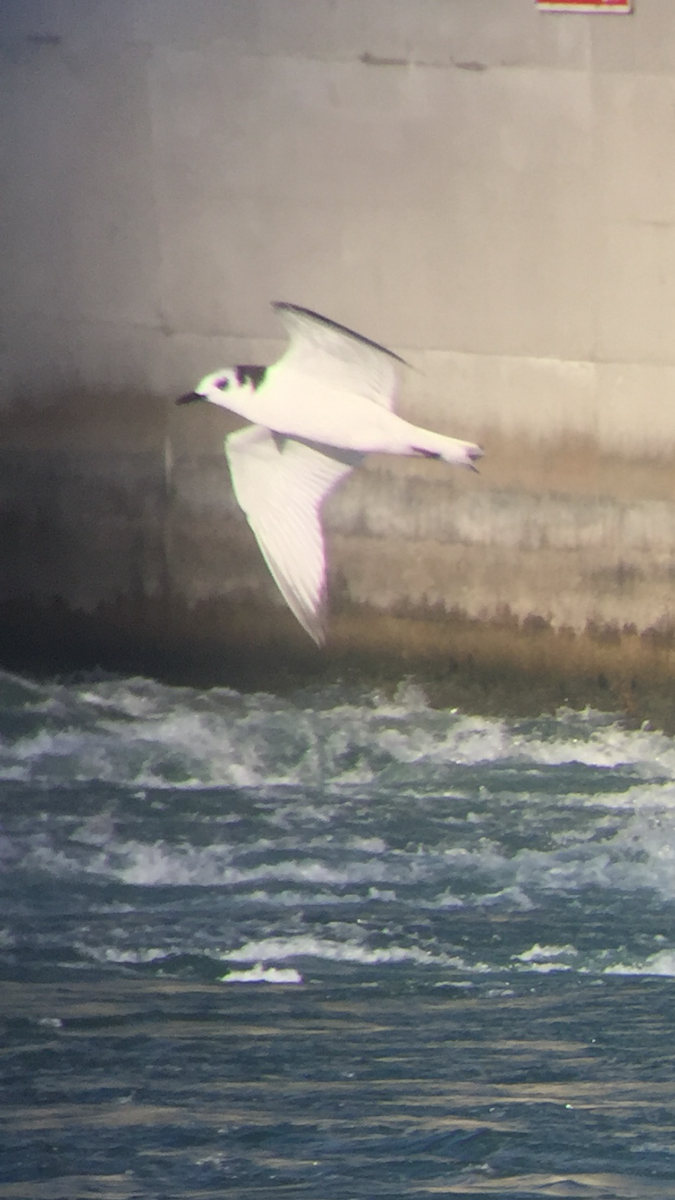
78 944 171 965
516 942 578 962
219 933 465 968
67 930 675 981
474 885 535 911
510 940 675 979
13 785 675 905
521 717 675 777
401 782 675 903
14 831 406 891
513 794 675 900
237 887 364 907
514 943 578 973
0 671 652 791
604 949 675 978
10 672 675 908
5 669 675 794
114 845 397 888
219 963 303 984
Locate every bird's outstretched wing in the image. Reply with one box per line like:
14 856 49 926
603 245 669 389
272 302 408 411
225 424 362 645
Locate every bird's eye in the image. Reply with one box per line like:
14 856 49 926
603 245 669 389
215 376 229 391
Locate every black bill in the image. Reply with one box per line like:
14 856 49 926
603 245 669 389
176 392 206 405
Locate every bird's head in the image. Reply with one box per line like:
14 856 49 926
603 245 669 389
176 368 239 408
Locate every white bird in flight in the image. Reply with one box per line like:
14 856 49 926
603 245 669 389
177 302 483 646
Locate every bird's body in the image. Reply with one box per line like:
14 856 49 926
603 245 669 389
204 364 474 461
177 302 483 645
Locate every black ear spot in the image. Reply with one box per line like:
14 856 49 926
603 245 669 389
215 376 230 392
235 365 267 389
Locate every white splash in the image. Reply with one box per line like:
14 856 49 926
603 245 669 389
219 963 303 984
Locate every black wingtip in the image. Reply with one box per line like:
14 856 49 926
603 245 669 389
271 301 409 367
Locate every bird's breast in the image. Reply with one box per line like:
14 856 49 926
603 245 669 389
254 371 400 453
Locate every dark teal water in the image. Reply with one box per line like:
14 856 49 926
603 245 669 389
2 671 675 1198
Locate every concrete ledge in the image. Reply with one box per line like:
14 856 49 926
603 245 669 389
3 592 675 732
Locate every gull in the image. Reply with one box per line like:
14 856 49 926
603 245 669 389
176 302 483 646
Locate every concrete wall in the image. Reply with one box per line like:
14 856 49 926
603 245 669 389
3 0 675 682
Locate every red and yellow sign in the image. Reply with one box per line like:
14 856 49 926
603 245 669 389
536 1 631 11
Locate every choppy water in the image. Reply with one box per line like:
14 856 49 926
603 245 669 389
3 670 675 1197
